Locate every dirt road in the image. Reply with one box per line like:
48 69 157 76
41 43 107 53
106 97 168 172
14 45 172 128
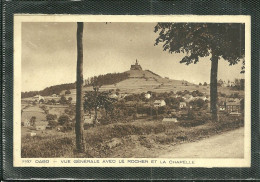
159 127 244 158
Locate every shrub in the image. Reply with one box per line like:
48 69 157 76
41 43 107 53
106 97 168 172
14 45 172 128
46 114 57 121
58 114 71 125
65 90 71 95
179 119 207 127
48 120 58 128
60 96 67 105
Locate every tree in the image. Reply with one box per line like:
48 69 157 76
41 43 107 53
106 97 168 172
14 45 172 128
92 84 101 125
67 97 73 104
75 22 85 152
30 116 36 127
240 79 245 90
46 114 57 121
191 91 197 97
48 120 58 128
155 23 245 121
58 114 71 125
193 98 205 109
203 82 207 86
60 95 67 105
240 98 244 113
84 89 116 124
65 90 71 95
51 99 56 105
199 83 202 86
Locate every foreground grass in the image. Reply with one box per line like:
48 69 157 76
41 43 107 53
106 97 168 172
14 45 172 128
22 118 244 158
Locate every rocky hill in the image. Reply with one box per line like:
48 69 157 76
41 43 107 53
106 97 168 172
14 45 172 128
22 60 195 98
81 60 194 94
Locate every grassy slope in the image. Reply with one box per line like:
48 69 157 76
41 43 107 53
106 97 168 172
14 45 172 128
22 117 244 158
22 106 46 123
67 69 244 95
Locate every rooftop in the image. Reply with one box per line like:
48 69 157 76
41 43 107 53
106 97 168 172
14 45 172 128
154 100 165 104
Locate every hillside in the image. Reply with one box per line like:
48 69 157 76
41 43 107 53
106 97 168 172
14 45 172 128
22 83 76 98
80 68 194 94
22 61 196 98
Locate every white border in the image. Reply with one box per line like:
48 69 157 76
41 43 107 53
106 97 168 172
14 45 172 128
13 15 251 167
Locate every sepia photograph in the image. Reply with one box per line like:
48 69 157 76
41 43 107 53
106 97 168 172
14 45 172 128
13 15 251 167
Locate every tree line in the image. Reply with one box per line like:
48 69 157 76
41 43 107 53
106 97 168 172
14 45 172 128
21 83 76 98
22 72 130 99
84 72 129 86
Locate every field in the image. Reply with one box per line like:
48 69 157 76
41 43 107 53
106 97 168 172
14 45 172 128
21 116 244 158
22 106 46 122
47 105 68 117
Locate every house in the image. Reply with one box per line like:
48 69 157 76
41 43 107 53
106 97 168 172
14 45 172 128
33 95 44 102
23 119 31 127
228 81 236 87
35 121 48 130
154 100 166 107
84 114 94 124
222 81 228 87
179 102 187 109
30 132 37 137
182 94 194 102
226 99 241 113
198 96 208 101
162 117 178 122
109 93 118 99
219 101 226 111
229 112 241 116
145 93 151 99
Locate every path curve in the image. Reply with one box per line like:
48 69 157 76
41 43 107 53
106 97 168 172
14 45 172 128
159 127 244 158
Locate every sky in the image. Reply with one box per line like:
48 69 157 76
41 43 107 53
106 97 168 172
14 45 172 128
22 22 244 92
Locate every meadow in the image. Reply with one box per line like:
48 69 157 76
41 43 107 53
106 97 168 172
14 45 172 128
21 115 244 158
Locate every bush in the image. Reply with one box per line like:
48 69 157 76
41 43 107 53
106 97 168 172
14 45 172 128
179 119 207 127
58 114 71 125
65 108 75 116
180 110 211 127
65 90 71 95
48 120 58 128
60 96 67 105
46 114 57 121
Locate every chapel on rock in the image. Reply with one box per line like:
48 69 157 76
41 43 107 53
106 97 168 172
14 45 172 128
130 59 142 71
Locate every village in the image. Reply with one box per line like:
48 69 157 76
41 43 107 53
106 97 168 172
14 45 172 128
21 61 244 137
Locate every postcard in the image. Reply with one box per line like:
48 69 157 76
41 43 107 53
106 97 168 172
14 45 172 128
13 15 251 167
